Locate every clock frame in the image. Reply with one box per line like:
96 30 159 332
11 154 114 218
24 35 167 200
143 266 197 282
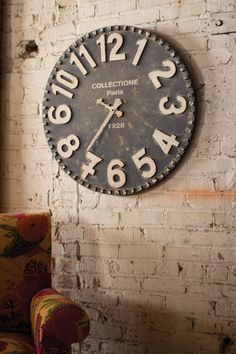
43 25 196 195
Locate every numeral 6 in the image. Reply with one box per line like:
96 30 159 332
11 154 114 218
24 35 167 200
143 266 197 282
107 159 126 188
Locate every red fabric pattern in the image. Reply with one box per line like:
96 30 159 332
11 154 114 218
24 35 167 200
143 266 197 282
0 341 7 351
0 213 89 353
17 214 50 242
31 289 90 353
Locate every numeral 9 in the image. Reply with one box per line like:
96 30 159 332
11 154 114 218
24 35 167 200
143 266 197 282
48 104 72 125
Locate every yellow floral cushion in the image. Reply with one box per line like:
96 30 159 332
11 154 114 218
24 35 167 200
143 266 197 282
0 212 51 334
0 332 34 353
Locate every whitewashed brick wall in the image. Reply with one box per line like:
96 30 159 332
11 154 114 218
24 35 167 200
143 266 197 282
1 0 236 353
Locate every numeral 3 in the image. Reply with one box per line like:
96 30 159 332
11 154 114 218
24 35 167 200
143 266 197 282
159 96 187 115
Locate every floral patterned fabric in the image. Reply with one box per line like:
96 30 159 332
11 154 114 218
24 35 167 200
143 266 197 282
31 288 90 353
0 212 90 353
0 212 51 334
0 332 34 353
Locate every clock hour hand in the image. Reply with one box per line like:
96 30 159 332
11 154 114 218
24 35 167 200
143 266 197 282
96 98 123 118
87 98 123 151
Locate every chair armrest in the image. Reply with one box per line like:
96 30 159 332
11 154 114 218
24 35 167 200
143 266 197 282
30 288 89 353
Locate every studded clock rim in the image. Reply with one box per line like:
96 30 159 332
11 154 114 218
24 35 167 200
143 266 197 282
43 25 196 196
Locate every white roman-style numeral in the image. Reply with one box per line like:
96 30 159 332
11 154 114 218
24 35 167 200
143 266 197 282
57 134 80 158
78 44 97 68
159 96 187 115
148 60 176 89
132 148 156 178
153 129 179 155
48 104 72 125
51 70 79 99
81 151 102 180
51 83 73 99
107 159 126 188
56 70 79 90
70 52 88 76
96 33 126 62
132 38 148 66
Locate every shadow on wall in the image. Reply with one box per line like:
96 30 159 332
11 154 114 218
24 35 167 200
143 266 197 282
0 2 40 212
80 291 235 354
58 226 236 354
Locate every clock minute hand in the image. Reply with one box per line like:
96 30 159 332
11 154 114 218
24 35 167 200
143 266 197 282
87 98 123 151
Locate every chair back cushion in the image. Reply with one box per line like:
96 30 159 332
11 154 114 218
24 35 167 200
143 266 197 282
0 212 51 334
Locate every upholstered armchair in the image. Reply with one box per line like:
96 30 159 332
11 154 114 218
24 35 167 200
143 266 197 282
0 212 89 354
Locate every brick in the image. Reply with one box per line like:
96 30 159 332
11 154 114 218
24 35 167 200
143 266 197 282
80 242 119 258
79 209 120 225
118 291 165 309
206 0 236 13
214 212 235 229
78 3 95 18
96 0 136 16
162 175 215 192
193 51 214 68
138 0 178 7
58 0 75 7
22 0 42 15
188 229 235 247
179 1 206 18
90 321 122 340
176 17 206 34
21 71 50 88
99 274 144 291
186 191 234 211
216 301 236 318
139 191 186 209
80 257 157 276
96 193 138 212
82 225 135 243
119 8 160 26
160 4 180 20
166 295 214 315
138 0 158 8
78 16 119 35
143 278 186 294
1 102 39 117
118 243 162 259
53 274 78 289
54 257 77 274
208 34 232 65
21 57 42 72
41 23 76 42
165 245 235 263
166 210 213 228
175 35 207 51
176 158 234 179
120 210 165 226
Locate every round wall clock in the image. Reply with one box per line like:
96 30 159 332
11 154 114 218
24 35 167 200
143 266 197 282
43 25 196 195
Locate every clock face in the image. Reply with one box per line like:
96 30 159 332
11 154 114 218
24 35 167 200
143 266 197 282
43 25 196 195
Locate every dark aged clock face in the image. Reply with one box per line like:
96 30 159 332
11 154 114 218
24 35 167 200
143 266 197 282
43 25 196 195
